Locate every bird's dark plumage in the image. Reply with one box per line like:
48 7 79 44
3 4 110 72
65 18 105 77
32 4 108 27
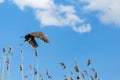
24 32 50 48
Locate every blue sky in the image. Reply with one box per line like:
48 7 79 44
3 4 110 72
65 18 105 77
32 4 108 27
0 0 120 80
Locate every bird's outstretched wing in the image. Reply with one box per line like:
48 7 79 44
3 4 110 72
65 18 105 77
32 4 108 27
28 37 38 48
24 34 38 48
30 32 50 43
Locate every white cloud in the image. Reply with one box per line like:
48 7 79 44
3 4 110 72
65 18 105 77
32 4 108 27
11 0 91 33
12 0 55 10
36 10 61 26
73 24 91 33
82 0 120 26
0 0 4 3
36 5 84 27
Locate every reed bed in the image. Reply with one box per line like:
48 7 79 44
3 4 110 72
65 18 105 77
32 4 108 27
0 45 100 80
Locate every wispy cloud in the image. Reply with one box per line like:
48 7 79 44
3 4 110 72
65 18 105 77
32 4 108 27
73 24 91 33
0 0 4 3
82 0 120 26
12 0 55 10
11 0 91 33
35 5 84 27
2 0 120 33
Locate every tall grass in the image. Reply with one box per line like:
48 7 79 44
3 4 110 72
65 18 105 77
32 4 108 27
0 46 100 80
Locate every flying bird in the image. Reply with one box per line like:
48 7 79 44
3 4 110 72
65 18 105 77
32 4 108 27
24 32 50 48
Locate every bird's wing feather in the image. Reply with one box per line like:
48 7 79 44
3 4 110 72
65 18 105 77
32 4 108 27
30 32 50 43
28 38 38 48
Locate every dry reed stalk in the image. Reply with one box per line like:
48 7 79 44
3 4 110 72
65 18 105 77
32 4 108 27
20 50 24 80
60 62 66 69
6 57 10 80
46 69 51 79
34 49 39 80
6 44 13 80
8 45 13 55
84 70 88 76
90 76 94 80
29 65 33 80
2 48 6 54
2 48 6 80
87 58 91 66
20 64 23 71
81 73 85 79
38 75 43 80
77 75 80 80
94 72 98 79
33 67 37 75
70 77 74 80
74 65 80 73
91 68 96 73
34 49 38 57
20 64 24 80
74 60 80 73
29 65 33 70
64 74 69 80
